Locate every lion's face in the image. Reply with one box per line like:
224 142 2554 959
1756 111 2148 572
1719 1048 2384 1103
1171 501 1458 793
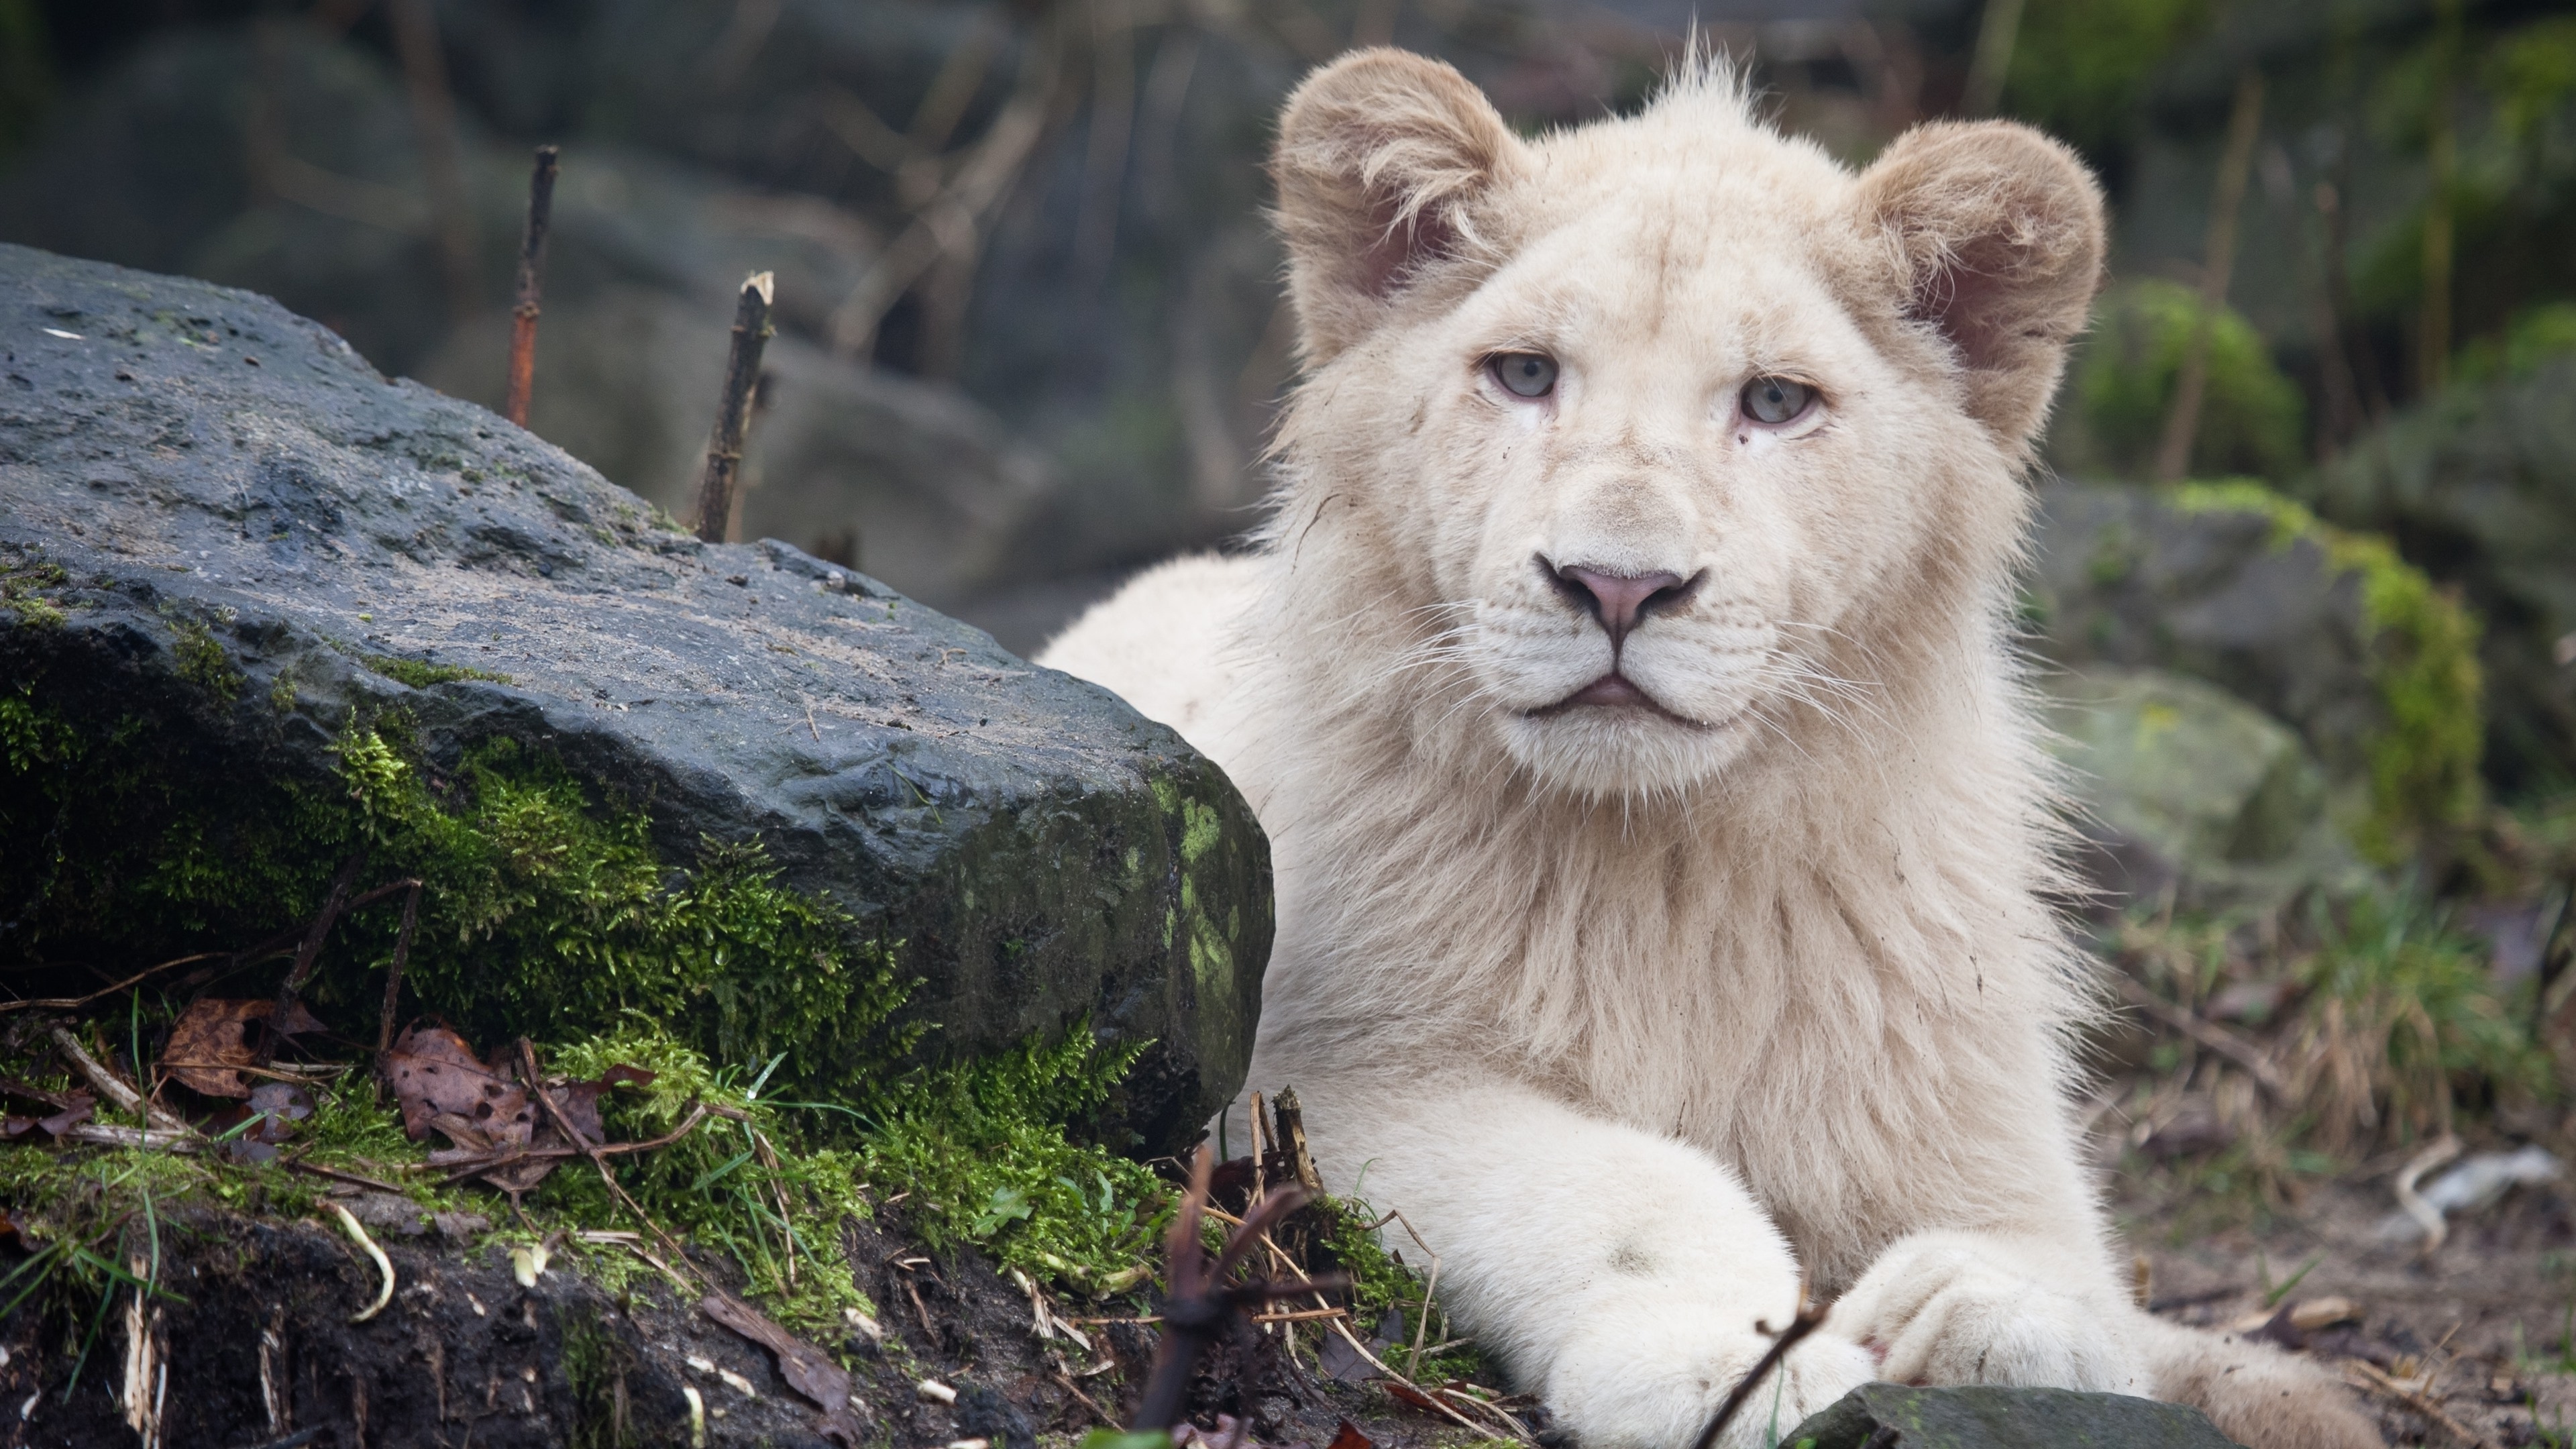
1406 166 1980 795
1270 58 2100 800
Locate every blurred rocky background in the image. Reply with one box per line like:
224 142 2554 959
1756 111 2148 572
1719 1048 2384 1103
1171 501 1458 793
3 0 2574 1138
6 0 2576 1429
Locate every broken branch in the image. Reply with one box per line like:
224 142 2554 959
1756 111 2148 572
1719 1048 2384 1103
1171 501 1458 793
48 1026 189 1134
1686 1295 1829 1449
502 144 560 429
2116 975 2288 1098
692 272 776 544
262 849 367 1065
377 880 421 1055
0 953 221 1016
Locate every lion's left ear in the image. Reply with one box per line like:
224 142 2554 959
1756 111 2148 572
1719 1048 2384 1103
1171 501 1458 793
1851 121 2105 447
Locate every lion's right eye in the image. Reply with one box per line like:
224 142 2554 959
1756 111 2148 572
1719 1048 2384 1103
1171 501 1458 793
1489 354 1558 398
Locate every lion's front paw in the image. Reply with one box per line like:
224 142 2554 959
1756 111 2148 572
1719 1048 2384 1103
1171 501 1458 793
1831 1234 2144 1395
1547 1317 1875 1449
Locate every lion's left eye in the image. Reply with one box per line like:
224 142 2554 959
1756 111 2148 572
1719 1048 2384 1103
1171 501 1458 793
1490 354 1558 398
1741 377 1815 425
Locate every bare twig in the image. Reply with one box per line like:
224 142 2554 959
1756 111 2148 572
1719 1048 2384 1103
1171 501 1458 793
61 1124 200 1152
384 0 480 319
2153 66 2264 482
692 273 777 544
264 849 368 1065
1051 1368 1116 1428
2116 975 2288 1098
0 953 221 1015
1271 1085 1324 1195
1074 0 1136 288
2343 1358 2482 1445
1133 1146 1334 1430
503 144 561 429
378 880 421 1056
48 1026 189 1134
825 15 1061 358
1687 1294 1829 1449
1960 0 2025 116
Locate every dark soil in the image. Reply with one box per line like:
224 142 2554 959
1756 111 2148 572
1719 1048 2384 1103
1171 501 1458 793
0 1190 1485 1449
2123 1161 2576 1446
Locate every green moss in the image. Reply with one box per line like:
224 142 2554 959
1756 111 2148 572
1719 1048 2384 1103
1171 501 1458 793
2071 280 2306 482
853 1025 1163 1295
0 686 1181 1324
1 556 68 627
2455 301 2576 386
1310 1193 1491 1384
2171 482 2484 862
360 655 514 689
544 1022 878 1336
1180 799 1224 865
166 614 244 705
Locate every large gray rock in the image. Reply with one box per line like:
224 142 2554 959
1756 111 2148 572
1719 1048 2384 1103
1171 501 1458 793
0 243 1268 1150
1787 1384 2245 1448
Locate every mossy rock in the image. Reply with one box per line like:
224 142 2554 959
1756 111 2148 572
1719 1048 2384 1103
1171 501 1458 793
2298 352 2576 799
0 242 1269 1152
2029 478 2483 868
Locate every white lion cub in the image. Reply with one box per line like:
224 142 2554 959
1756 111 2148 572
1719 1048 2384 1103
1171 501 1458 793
1043 50 2379 1449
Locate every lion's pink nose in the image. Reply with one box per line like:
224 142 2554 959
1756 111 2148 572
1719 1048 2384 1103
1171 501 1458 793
1549 561 1693 647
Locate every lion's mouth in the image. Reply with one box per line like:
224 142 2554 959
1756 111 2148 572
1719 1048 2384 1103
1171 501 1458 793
1527 672 1711 729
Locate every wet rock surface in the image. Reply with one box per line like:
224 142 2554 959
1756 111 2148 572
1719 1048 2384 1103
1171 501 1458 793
0 242 1269 1149
1787 1384 2247 1448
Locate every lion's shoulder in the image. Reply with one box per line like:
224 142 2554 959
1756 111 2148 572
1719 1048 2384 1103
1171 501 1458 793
1036 552 1265 767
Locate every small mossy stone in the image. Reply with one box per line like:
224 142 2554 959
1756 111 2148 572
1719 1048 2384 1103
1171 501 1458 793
1786 1384 2247 1449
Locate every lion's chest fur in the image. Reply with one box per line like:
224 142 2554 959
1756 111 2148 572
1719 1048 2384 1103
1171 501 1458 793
1245 719 2093 1291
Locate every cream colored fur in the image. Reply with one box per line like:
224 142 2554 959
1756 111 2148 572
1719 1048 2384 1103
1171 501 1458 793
1042 51 2377 1449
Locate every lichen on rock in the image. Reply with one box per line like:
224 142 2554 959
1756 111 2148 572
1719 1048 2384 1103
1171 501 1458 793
2030 478 2483 872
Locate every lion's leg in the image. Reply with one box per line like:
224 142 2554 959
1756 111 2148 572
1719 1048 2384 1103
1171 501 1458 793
1286 1074 1874 1449
2133 1315 2382 1449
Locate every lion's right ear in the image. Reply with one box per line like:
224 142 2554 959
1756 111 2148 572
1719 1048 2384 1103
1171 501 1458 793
1271 48 1527 364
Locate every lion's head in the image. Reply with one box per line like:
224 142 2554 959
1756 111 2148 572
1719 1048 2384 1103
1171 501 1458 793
1265 52 2104 800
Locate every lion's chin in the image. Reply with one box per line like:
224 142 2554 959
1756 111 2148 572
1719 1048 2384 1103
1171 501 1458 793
1497 700 1755 800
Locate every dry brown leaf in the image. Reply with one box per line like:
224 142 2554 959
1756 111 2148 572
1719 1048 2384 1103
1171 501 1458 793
161 998 325 1097
385 1024 534 1143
